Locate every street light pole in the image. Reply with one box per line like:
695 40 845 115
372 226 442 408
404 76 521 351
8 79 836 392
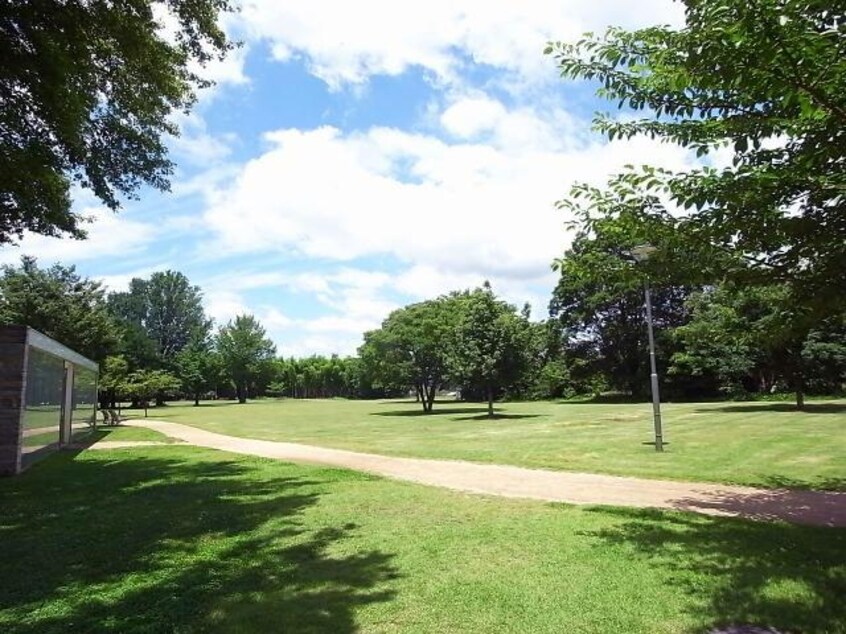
626 244 664 452
642 280 664 452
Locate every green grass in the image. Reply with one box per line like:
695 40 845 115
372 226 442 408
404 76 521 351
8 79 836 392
140 398 846 490
91 424 180 444
1 444 844 633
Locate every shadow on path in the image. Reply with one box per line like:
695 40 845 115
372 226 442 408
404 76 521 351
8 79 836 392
584 507 846 634
0 449 398 633
671 487 846 527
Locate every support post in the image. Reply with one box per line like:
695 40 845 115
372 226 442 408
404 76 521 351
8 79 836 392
644 282 664 452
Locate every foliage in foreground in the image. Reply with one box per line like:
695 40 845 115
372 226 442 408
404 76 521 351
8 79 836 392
0 0 236 244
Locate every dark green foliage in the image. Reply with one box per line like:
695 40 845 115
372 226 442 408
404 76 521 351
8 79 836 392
544 1 846 404
549 226 693 399
451 283 532 416
175 339 224 405
673 284 846 400
0 256 118 360
359 295 466 412
98 355 129 408
108 270 211 368
216 314 276 404
122 368 182 415
0 0 236 243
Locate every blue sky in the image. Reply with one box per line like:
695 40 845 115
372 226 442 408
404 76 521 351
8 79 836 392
2 0 690 357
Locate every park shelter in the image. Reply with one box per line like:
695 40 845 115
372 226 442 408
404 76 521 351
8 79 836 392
0 326 99 476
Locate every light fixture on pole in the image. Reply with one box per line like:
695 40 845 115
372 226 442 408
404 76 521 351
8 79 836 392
626 244 664 452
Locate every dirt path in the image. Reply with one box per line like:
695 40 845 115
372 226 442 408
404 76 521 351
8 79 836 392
125 419 846 527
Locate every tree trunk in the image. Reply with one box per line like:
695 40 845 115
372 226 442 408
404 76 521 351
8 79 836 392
193 392 200 407
487 384 494 417
237 383 246 404
418 383 429 412
426 383 437 413
793 347 805 410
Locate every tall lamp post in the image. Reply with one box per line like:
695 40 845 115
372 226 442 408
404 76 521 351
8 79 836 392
628 244 664 452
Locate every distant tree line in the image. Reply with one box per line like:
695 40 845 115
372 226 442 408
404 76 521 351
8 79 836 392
0 255 843 412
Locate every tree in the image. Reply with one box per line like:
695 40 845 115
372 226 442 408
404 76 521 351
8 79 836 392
451 283 531 417
0 256 119 360
359 296 464 413
547 0 846 343
549 226 692 399
216 315 276 404
108 270 211 367
99 355 130 409
672 283 846 406
175 339 223 406
122 369 181 417
0 0 236 243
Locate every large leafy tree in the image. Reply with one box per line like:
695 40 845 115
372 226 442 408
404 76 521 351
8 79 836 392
672 283 846 405
0 0 236 243
550 223 693 399
451 284 531 417
175 337 224 406
216 314 276 404
359 296 465 413
108 270 211 367
0 256 118 360
547 0 846 319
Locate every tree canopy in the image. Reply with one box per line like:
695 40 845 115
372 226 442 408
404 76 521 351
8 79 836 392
0 256 118 360
108 270 211 367
0 0 236 243
451 284 531 417
546 0 846 317
216 314 276 404
360 296 464 413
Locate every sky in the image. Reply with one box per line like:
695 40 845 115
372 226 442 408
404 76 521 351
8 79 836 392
2 0 692 358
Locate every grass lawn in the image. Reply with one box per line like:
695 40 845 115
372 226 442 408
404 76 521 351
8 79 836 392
1 444 844 633
138 398 846 490
91 424 181 444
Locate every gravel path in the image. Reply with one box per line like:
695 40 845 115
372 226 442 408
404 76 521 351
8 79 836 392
125 418 846 527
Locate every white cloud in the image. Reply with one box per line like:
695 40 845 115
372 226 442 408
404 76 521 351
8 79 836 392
193 44 250 89
0 208 158 267
237 0 684 88
97 265 171 293
205 289 251 326
441 96 507 138
194 92 700 355
167 110 235 169
280 334 362 358
203 98 695 281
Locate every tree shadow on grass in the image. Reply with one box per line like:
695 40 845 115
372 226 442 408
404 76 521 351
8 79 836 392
694 402 846 414
373 406 541 420
0 449 399 633
757 475 846 493
452 413 543 421
582 507 846 633
373 406 494 417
